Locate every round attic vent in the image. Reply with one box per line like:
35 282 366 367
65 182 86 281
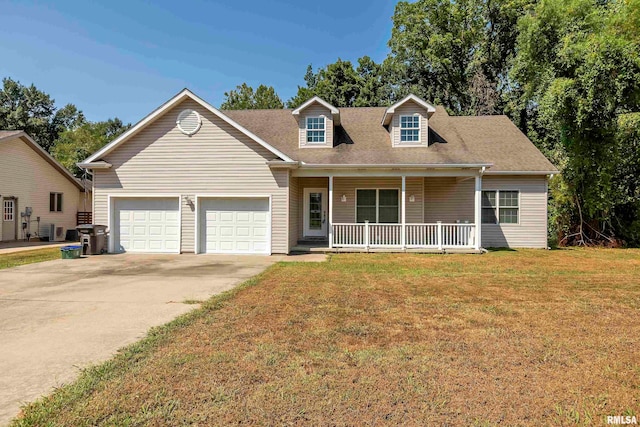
176 109 202 135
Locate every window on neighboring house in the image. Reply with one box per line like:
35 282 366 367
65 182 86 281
3 200 14 221
306 116 326 143
482 190 519 224
50 192 63 212
399 115 420 143
356 189 399 223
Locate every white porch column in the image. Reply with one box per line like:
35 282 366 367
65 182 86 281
474 174 482 250
328 175 334 248
401 175 406 249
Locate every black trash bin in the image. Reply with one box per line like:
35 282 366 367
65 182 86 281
76 224 109 255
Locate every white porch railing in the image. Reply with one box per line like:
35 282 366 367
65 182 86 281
332 221 476 249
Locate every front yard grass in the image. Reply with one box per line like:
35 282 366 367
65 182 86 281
0 248 61 270
13 248 640 425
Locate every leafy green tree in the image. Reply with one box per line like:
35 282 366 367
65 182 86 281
512 0 640 245
220 83 283 109
0 77 84 151
52 118 131 177
287 58 393 108
387 0 533 115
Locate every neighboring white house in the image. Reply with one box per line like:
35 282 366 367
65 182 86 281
0 130 91 242
78 89 558 255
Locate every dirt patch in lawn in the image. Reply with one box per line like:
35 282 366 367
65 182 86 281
14 248 640 426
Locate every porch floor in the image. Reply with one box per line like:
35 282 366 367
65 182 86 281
291 244 484 255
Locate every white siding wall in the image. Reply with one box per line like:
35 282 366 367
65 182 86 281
391 101 429 147
481 175 548 248
298 104 333 148
93 99 289 254
0 136 82 241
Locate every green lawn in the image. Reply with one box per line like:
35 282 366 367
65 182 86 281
0 248 61 270
12 248 640 426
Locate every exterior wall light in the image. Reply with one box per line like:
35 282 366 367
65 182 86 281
341 194 347 202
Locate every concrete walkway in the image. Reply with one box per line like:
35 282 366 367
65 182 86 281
0 253 324 425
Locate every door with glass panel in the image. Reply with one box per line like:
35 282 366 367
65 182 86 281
303 188 328 238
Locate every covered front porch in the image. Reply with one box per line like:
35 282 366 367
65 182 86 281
289 168 485 253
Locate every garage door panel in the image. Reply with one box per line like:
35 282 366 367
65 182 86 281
115 198 180 253
199 198 269 254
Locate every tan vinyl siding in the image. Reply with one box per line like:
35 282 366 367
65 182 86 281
423 177 474 223
405 177 423 223
391 101 429 147
181 195 195 253
331 177 422 224
296 177 328 240
298 104 333 148
0 136 82 241
481 175 548 248
289 175 299 248
94 99 288 254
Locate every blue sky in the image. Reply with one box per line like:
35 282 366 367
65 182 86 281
0 0 397 124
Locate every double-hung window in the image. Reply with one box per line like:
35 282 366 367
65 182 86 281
356 189 399 223
399 115 420 143
482 190 519 224
50 192 63 212
306 116 326 143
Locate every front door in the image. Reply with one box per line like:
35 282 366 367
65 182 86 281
2 198 17 241
303 188 328 238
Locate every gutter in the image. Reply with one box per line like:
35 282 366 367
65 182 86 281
483 170 559 175
299 162 494 169
77 161 113 169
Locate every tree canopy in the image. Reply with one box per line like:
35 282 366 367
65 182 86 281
0 77 85 151
0 77 130 177
511 0 640 245
52 118 131 177
220 83 284 109
286 58 393 108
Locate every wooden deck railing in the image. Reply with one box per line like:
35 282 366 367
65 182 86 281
332 221 476 249
76 211 92 225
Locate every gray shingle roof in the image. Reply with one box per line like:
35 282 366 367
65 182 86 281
223 107 558 172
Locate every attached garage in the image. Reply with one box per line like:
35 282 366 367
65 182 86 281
112 198 180 253
198 197 270 254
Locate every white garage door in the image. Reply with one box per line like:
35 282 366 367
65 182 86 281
115 198 180 253
199 198 270 254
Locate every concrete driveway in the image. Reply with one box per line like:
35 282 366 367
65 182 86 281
0 253 314 425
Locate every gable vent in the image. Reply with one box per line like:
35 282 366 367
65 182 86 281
176 109 202 135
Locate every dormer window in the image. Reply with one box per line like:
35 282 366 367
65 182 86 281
400 115 420 143
306 117 326 143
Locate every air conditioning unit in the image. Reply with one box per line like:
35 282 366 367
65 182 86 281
48 224 65 242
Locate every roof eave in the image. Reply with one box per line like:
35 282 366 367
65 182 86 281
483 170 560 175
83 88 295 164
291 96 341 125
382 94 437 125
299 162 493 169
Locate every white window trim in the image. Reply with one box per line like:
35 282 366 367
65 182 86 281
355 188 401 224
3 199 14 222
481 189 520 225
399 114 421 144
306 116 326 144
50 192 64 213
